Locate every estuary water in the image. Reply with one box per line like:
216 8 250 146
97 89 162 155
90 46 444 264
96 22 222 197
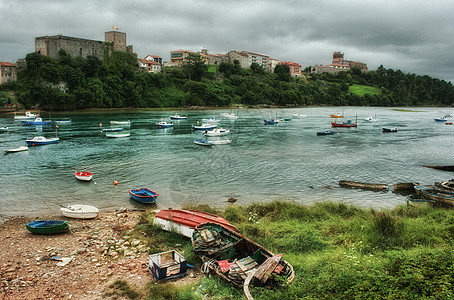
1 107 453 220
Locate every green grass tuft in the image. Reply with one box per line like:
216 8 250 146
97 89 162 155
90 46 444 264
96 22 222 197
348 84 381 96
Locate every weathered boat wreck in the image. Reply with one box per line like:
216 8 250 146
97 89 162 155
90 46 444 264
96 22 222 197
192 222 295 300
338 180 417 192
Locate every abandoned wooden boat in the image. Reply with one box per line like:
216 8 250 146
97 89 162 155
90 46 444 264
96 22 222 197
414 185 454 206
192 222 295 293
339 180 388 191
154 209 238 238
423 165 454 172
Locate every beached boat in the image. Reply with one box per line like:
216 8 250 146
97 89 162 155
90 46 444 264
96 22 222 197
382 127 398 133
264 119 279 125
105 132 130 138
156 121 174 128
194 139 212 146
331 120 357 128
21 116 52 125
129 188 159 203
110 120 130 125
102 127 124 132
26 220 69 235
339 180 389 191
4 146 28 153
203 128 230 136
316 130 335 136
192 123 217 130
414 185 454 206
14 111 37 120
25 136 60 146
330 113 343 118
423 165 454 172
154 209 239 238
60 204 99 219
74 171 93 181
406 196 434 208
170 114 188 120
192 222 295 294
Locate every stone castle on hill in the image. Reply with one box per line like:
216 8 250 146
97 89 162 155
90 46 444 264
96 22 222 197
311 51 368 75
34 31 133 61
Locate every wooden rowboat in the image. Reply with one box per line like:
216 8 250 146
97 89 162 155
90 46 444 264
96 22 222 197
60 204 99 219
192 222 294 297
339 180 388 191
129 188 159 203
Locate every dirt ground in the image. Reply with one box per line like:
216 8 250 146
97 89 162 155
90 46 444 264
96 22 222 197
0 209 198 300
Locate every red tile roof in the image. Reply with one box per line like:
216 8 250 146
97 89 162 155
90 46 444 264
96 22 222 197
0 62 16 67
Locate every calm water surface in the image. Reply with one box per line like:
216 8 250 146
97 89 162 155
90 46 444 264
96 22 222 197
1 107 453 221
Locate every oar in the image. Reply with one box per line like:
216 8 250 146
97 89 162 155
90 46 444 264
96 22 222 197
59 204 75 211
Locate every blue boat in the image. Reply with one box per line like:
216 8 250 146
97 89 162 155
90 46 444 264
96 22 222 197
192 124 217 130
25 136 60 146
316 130 335 136
129 188 159 203
21 116 52 125
156 121 174 128
434 116 447 122
194 139 212 146
264 119 280 125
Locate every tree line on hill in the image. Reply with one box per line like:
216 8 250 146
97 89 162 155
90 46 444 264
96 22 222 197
1 50 453 110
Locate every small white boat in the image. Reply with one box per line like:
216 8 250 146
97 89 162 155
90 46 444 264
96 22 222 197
220 112 239 119
25 136 60 146
156 121 174 128
194 139 212 146
54 119 72 124
60 204 99 219
209 139 232 145
202 117 220 123
170 114 188 120
364 115 377 121
291 113 307 118
14 111 37 120
110 120 130 125
75 171 93 181
106 132 130 138
4 146 28 153
0 126 8 131
203 128 230 136
192 123 217 130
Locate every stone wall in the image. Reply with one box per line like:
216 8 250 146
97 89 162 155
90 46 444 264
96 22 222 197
35 35 106 61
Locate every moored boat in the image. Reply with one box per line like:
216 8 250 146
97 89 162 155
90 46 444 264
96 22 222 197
316 130 335 136
102 127 124 132
110 120 130 125
339 180 389 191
25 136 59 146
74 171 93 181
14 111 37 120
156 121 174 128
154 209 239 238
192 123 217 130
332 120 357 128
220 112 239 119
330 113 343 118
21 116 52 125
194 139 212 146
60 204 99 219
203 128 230 136
434 116 447 122
26 220 69 235
0 126 8 131
4 146 28 153
105 132 130 138
170 114 188 120
264 119 279 125
202 117 220 123
382 127 398 133
192 222 295 292
209 139 232 145
291 113 307 118
54 119 72 124
129 188 159 203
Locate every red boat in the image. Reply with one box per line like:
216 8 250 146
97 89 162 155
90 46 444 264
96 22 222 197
74 171 93 181
154 209 238 238
331 120 357 128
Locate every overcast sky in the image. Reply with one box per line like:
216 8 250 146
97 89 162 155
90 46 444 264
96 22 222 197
2 0 454 83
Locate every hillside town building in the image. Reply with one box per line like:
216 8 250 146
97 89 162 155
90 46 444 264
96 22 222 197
278 61 302 77
311 52 368 75
34 31 133 61
0 62 17 84
138 55 162 73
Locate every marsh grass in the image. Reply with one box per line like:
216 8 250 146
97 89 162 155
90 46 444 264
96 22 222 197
133 201 454 299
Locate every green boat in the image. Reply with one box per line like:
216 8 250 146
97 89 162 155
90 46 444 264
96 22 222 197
26 220 69 235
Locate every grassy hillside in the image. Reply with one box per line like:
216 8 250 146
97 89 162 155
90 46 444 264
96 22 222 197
348 84 382 96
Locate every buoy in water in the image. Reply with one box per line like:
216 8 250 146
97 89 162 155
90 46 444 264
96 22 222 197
114 181 118 185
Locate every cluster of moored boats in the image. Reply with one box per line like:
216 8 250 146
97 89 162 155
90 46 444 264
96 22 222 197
413 180 454 207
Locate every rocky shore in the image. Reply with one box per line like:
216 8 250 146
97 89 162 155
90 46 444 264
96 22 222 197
0 209 195 299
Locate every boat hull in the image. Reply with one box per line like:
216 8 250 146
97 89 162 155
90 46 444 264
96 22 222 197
60 204 99 219
75 171 93 181
4 146 28 153
316 130 334 136
194 139 212 146
414 185 454 206
331 122 357 128
26 220 69 235
129 188 159 203
192 125 217 130
105 132 130 138
25 137 60 146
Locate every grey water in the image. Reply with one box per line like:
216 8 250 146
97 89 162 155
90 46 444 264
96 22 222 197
1 107 453 220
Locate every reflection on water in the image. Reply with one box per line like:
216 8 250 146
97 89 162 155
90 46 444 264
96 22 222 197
1 107 453 219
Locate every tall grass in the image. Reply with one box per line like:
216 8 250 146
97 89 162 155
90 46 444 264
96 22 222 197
131 200 454 299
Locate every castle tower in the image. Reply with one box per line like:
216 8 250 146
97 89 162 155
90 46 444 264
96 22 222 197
332 51 344 65
105 31 127 52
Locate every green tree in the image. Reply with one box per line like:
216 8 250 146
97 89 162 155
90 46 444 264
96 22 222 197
182 53 207 81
